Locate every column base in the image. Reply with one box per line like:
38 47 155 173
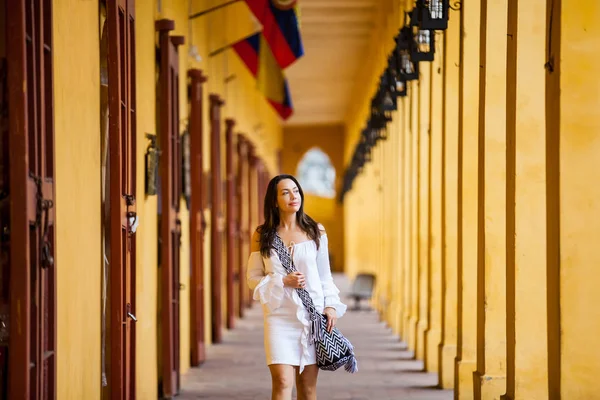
416 319 428 360
438 343 457 389
473 371 506 400
455 359 476 400
407 316 418 352
425 328 441 372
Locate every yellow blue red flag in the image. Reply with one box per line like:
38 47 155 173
243 0 304 69
232 33 294 120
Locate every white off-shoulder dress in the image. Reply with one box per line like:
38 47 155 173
246 233 347 373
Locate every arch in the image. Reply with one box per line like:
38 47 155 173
296 147 336 198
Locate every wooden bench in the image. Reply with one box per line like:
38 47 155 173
348 273 376 311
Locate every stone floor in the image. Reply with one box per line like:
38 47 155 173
179 275 453 400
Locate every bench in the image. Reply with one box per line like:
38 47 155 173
348 273 376 311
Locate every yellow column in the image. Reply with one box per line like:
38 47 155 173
455 0 482 397
426 34 444 372
474 0 508 397
439 7 461 389
502 0 549 399
407 80 420 352
395 108 406 336
559 1 600 398
402 94 412 344
389 113 403 334
416 64 431 362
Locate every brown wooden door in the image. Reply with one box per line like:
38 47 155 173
156 19 184 398
1 0 57 398
106 0 137 398
247 144 257 308
225 119 236 330
188 69 207 367
236 136 249 318
209 95 224 343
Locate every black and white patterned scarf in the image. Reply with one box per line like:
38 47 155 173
274 234 358 373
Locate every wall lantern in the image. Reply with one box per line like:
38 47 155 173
395 27 420 81
411 28 435 62
145 133 161 196
387 53 408 97
378 73 398 112
417 0 450 31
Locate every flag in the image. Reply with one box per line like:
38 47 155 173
233 33 294 120
243 0 303 69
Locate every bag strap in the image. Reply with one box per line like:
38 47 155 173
273 234 324 344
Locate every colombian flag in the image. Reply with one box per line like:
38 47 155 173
243 0 303 69
233 33 294 120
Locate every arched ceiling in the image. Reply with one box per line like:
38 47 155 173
284 0 385 126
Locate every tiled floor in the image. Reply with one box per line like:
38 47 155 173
179 275 453 400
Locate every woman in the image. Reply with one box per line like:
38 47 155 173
247 174 347 400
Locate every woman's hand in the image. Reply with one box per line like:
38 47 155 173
324 307 337 333
283 271 306 289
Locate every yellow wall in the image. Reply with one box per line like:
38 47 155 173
135 0 159 398
51 0 284 397
559 1 600 398
281 124 345 272
54 0 101 398
342 0 600 399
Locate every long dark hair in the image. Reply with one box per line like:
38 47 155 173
257 174 320 257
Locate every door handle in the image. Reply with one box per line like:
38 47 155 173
127 312 137 322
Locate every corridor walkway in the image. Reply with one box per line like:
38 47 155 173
179 275 453 400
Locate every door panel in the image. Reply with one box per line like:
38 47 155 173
209 94 224 344
4 0 57 398
155 19 183 398
225 119 235 330
106 0 137 398
188 69 207 367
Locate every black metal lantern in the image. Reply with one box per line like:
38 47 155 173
378 73 398 112
417 0 449 30
411 28 435 62
396 78 408 97
395 27 419 81
387 53 408 97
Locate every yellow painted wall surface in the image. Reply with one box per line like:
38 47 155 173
281 124 345 272
343 1 600 400
559 2 600 398
54 0 101 398
135 0 159 398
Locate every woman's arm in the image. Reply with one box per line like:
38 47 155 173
316 224 347 320
246 230 285 312
246 231 264 291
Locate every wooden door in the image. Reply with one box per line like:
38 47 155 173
106 0 137 398
209 94 224 343
155 19 184 398
188 69 207 367
236 136 249 318
0 0 56 399
2 0 57 398
225 119 236 330
246 144 257 308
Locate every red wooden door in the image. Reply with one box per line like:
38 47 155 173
225 119 236 330
209 94 224 343
188 69 207 367
246 144 257 308
2 0 57 398
236 136 249 318
106 0 137 398
156 19 184 398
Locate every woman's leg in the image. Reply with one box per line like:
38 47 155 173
296 364 319 400
268 364 296 400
